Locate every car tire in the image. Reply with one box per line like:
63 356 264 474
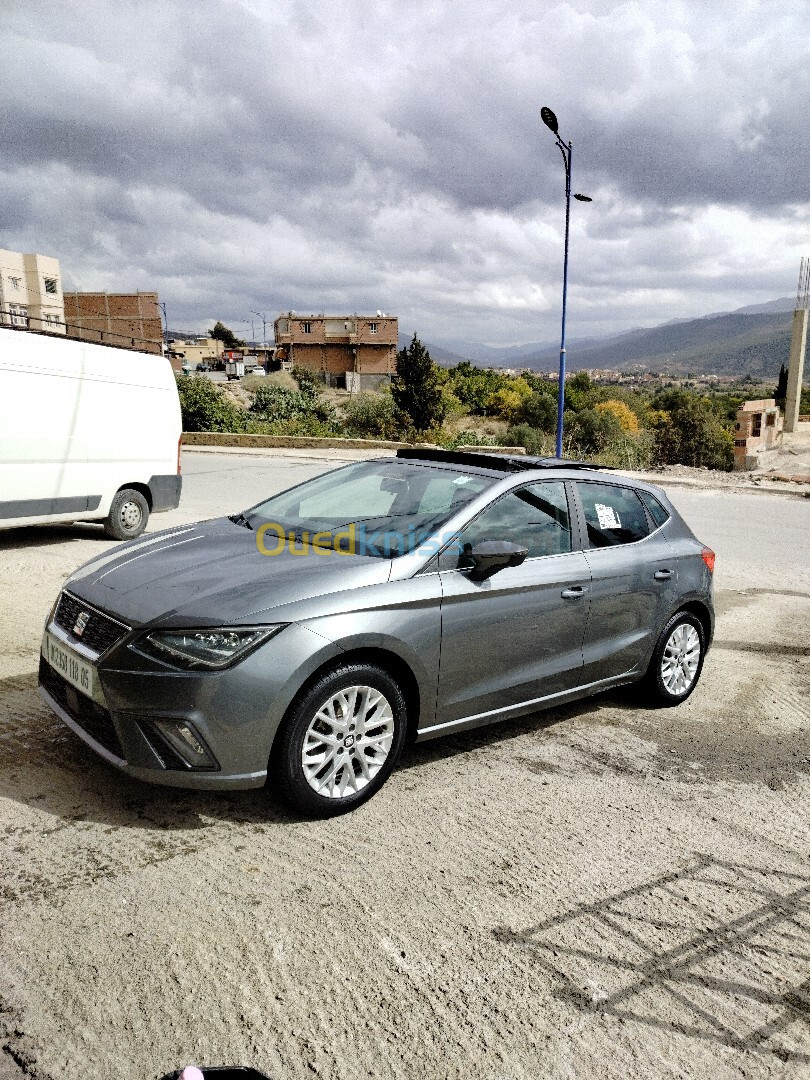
103 488 149 540
643 611 706 707
271 663 409 816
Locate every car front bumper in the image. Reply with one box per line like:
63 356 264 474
38 621 343 790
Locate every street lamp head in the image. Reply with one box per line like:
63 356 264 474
574 193 592 202
540 106 559 134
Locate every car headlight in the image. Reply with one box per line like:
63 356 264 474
134 626 283 670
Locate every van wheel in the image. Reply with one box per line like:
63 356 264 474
104 488 149 540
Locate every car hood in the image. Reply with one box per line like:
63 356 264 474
65 518 393 627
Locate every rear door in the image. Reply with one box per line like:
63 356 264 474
574 480 679 682
434 480 591 730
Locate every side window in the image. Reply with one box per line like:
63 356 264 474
578 482 651 547
639 490 669 528
439 481 571 570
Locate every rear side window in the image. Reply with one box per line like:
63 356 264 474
639 490 670 528
577 482 651 547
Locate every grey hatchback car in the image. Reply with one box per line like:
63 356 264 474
39 450 714 815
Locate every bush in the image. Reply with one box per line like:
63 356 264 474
291 366 323 397
504 424 549 456
344 393 402 440
250 383 338 427
175 375 246 432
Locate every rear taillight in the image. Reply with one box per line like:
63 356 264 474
177 436 182 475
701 547 715 573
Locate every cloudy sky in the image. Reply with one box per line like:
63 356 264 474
2 0 808 348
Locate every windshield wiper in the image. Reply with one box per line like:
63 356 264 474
229 512 253 531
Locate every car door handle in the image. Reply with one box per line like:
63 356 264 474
654 569 673 580
561 586 588 599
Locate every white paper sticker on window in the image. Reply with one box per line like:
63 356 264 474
595 502 621 529
452 476 472 484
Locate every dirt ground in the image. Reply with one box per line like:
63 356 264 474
0 457 808 1080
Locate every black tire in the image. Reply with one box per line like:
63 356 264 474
103 488 149 540
643 611 706 707
271 663 408 816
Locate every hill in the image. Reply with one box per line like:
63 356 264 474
417 298 797 378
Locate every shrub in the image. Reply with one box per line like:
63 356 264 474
566 406 624 454
504 424 549 456
344 392 402 440
175 375 246 432
291 365 323 397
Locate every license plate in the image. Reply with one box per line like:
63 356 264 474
42 631 95 698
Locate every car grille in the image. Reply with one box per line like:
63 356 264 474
39 656 125 760
53 591 130 656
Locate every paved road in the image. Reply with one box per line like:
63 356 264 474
0 450 808 1080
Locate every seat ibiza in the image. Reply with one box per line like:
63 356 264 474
39 450 714 815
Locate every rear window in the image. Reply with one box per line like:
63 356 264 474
577 482 651 547
639 490 670 528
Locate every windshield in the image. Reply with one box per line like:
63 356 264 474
244 459 496 558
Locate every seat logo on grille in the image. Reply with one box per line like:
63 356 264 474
73 611 91 637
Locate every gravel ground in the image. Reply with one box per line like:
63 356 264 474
0 455 808 1080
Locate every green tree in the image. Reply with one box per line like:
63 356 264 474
392 334 447 432
774 363 788 407
650 388 734 470
208 321 246 349
516 392 557 432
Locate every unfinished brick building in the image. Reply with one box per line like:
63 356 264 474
733 399 783 470
274 313 398 389
62 291 164 355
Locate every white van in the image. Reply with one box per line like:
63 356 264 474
0 327 182 539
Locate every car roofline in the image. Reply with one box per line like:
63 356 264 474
396 448 614 474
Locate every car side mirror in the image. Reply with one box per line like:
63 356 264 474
468 540 528 580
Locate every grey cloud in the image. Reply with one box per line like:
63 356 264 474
1 0 808 347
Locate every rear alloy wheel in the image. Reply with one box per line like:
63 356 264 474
645 611 706 706
103 488 149 540
272 664 408 816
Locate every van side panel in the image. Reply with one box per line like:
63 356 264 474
0 328 181 530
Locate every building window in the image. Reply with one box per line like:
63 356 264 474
766 413 776 427
369 322 378 334
8 304 29 327
44 313 61 326
752 414 762 437
8 276 21 291
44 277 59 294
301 321 312 334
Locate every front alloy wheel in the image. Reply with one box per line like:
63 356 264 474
272 664 408 815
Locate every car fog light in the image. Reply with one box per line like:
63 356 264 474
150 719 218 770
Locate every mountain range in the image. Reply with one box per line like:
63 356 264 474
400 296 799 378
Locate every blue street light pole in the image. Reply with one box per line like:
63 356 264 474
540 106 591 458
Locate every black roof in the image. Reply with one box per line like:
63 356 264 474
396 448 611 473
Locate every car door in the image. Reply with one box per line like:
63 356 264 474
433 479 591 731
574 480 680 682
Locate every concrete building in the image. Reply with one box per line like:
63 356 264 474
62 291 163 355
167 337 224 372
274 312 398 389
733 399 783 470
0 248 65 333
